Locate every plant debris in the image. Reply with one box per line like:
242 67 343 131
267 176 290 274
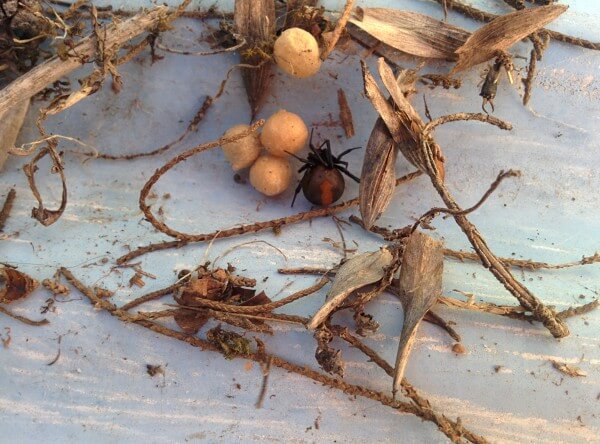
551 361 586 378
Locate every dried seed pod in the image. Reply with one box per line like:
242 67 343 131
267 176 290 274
249 154 293 196
273 27 322 78
261 109 309 157
221 124 262 171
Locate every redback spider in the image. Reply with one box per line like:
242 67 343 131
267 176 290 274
288 130 360 207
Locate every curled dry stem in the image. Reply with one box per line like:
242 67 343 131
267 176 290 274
116 171 422 264
138 120 264 240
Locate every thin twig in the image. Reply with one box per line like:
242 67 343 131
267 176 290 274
117 171 422 264
321 0 354 60
120 283 183 311
0 305 49 326
255 356 272 408
61 269 487 444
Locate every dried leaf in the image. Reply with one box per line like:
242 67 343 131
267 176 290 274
452 4 567 73
315 326 345 377
551 360 587 378
240 290 271 306
349 7 470 59
0 267 40 303
234 0 275 119
393 231 443 396
307 247 393 329
174 309 209 334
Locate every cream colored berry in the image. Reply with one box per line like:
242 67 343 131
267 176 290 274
249 154 293 197
221 124 262 171
273 27 322 78
260 109 308 157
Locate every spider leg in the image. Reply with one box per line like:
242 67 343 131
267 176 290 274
286 150 311 164
290 179 304 207
337 166 361 183
336 146 361 160
297 164 310 173
323 140 335 169
308 139 327 165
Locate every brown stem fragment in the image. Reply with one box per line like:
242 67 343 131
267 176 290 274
337 88 355 138
117 171 422 264
321 0 354 60
392 231 444 398
62 269 487 444
0 188 16 231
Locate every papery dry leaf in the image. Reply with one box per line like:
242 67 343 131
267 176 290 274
174 309 209 334
452 4 567 73
551 360 587 377
234 0 275 119
307 247 393 329
0 267 40 303
349 7 470 59
393 231 443 396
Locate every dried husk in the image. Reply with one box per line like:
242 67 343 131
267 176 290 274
452 4 567 73
349 7 470 60
359 67 420 229
392 231 443 396
361 59 445 182
307 247 393 329
234 0 276 119
0 267 40 303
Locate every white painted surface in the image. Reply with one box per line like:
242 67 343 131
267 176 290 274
1 1 599 442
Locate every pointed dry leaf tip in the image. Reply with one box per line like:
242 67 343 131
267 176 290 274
452 4 568 73
392 231 443 397
349 8 470 59
307 247 393 330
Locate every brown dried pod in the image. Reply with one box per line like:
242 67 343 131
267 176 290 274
359 67 419 230
392 231 443 397
452 4 567 73
0 267 40 303
0 100 29 171
234 0 276 119
349 7 470 60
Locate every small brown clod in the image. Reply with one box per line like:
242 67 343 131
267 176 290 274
452 343 467 354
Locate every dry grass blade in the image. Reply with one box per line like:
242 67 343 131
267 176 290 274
307 248 393 330
234 0 275 119
349 8 470 59
392 231 443 397
452 4 567 73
